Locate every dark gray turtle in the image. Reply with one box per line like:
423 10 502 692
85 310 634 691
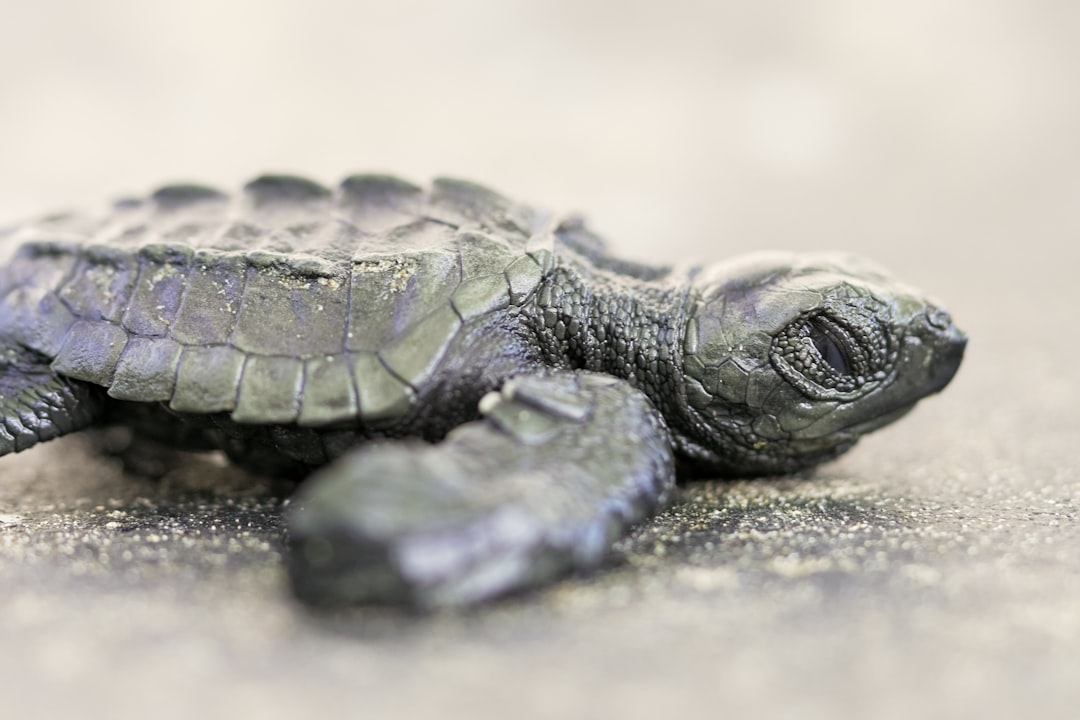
0 174 965 607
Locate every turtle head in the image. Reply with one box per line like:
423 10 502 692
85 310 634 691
677 252 966 476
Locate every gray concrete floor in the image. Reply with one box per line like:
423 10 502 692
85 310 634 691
1 2 1078 719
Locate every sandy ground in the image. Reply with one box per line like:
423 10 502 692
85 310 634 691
1 2 1078 719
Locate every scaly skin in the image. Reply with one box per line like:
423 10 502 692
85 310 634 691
0 174 966 607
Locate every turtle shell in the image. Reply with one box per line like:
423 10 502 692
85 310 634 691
0 175 555 426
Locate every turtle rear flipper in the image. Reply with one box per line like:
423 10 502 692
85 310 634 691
285 372 675 608
0 341 104 456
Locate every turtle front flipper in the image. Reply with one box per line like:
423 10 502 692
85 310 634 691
286 372 675 608
0 340 105 456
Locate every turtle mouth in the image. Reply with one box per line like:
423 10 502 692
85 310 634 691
791 399 917 443
831 402 916 438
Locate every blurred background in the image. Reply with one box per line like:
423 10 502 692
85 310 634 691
1 2 1078 719
3 1 1077 277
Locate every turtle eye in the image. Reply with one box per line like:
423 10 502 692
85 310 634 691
808 319 851 376
770 311 887 399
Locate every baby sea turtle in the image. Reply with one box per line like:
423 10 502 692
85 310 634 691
0 174 965 607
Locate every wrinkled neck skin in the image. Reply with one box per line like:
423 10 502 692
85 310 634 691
528 248 701 439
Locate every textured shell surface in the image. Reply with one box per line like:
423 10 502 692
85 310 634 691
0 175 555 426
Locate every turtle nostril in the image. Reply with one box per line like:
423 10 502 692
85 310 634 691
917 306 966 350
910 306 966 394
925 306 953 331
